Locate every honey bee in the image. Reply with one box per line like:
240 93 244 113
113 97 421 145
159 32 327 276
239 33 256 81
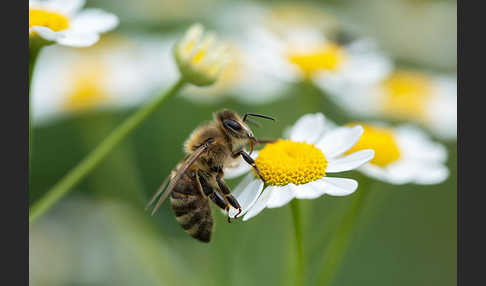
146 109 275 242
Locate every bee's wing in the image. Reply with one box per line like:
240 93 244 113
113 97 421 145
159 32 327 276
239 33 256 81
148 140 213 216
145 171 172 211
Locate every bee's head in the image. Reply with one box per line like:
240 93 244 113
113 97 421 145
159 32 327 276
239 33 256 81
215 109 275 152
215 109 253 139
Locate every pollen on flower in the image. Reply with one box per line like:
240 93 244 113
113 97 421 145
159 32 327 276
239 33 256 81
255 139 327 186
29 9 70 34
380 71 434 120
346 123 400 167
287 43 345 77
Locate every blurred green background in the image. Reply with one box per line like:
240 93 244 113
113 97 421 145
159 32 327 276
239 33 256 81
29 0 457 285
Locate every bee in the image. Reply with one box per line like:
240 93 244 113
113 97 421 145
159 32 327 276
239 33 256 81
145 109 275 242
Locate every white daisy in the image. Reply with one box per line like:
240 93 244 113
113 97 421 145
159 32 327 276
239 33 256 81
29 0 118 47
254 27 391 85
31 35 175 125
204 2 391 104
344 122 449 185
316 69 457 140
224 113 374 221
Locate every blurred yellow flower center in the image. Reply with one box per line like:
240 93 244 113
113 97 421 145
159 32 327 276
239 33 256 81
287 43 345 77
64 65 108 112
381 71 433 121
346 124 400 167
29 9 70 35
255 139 327 186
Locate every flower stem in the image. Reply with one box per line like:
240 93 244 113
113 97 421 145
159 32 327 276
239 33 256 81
29 44 42 192
290 199 305 286
29 78 186 223
316 179 373 286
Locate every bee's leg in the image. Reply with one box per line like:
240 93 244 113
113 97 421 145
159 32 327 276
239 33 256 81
216 172 242 221
234 151 266 183
197 171 229 211
254 138 277 144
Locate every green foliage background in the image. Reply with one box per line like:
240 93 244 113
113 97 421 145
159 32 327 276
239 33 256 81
29 0 456 285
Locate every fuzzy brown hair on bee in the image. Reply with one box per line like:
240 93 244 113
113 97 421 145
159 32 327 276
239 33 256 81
145 109 275 242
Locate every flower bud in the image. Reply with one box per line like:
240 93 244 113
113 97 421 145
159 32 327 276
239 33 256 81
174 24 230 86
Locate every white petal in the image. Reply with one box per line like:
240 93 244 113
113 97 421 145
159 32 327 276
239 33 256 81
317 125 364 159
56 30 99 47
223 152 258 179
224 163 252 179
266 185 296 208
326 149 375 173
294 184 326 199
46 0 86 15
288 113 328 144
228 175 264 218
413 164 449 185
381 160 419 184
31 26 60 42
359 164 403 184
70 9 119 34
395 125 448 163
242 187 273 221
360 159 449 185
315 177 358 196
426 84 457 140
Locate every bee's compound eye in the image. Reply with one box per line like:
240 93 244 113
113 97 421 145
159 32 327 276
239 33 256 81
224 119 242 131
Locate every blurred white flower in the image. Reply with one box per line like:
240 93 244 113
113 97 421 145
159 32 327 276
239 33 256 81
181 33 292 105
224 113 374 221
345 122 449 185
31 34 176 125
253 27 391 86
29 0 118 47
316 69 457 140
206 2 391 104
173 24 230 86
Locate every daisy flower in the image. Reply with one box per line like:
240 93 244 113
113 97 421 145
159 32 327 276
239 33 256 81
254 27 392 86
316 69 457 140
224 113 375 221
344 122 449 185
204 1 391 104
31 35 175 125
249 2 391 84
29 0 118 47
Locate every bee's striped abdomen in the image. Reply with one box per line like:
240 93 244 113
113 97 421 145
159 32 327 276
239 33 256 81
170 175 213 242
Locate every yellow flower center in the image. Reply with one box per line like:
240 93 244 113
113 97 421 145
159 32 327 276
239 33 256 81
380 71 434 121
287 43 346 77
29 9 70 35
346 123 401 167
255 139 327 186
64 64 108 112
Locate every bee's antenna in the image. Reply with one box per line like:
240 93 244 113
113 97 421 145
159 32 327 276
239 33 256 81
243 113 276 122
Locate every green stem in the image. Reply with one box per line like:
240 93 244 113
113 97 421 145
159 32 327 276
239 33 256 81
29 78 186 223
29 44 41 192
290 199 305 286
316 180 373 286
